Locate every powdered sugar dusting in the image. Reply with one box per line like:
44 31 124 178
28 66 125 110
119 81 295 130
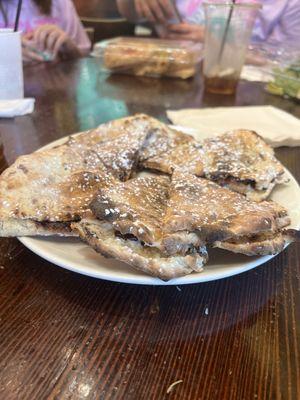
202 130 284 189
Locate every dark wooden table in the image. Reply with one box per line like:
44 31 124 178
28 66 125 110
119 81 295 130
0 58 299 400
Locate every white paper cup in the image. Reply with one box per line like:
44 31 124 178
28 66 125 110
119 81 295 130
0 29 24 100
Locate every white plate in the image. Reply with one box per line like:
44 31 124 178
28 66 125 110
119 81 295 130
19 130 300 285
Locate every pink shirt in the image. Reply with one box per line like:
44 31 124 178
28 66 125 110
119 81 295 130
0 0 91 52
176 0 300 47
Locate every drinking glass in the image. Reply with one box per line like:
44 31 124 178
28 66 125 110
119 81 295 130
203 2 261 95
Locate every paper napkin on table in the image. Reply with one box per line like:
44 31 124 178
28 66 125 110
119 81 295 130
240 65 271 82
167 106 300 147
0 98 35 118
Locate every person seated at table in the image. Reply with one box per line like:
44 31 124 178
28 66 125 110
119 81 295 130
0 0 91 62
117 0 300 47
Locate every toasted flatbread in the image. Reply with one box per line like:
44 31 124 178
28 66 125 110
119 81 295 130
163 171 291 255
142 129 286 201
0 115 161 237
75 169 294 279
78 173 208 280
0 112 296 272
86 169 293 260
66 114 160 181
72 219 207 281
91 174 170 245
90 173 205 255
214 229 300 256
201 130 286 201
214 232 288 256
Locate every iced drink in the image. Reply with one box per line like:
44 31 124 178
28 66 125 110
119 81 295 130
203 2 260 95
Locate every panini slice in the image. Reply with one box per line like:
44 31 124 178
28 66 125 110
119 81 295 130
72 219 207 281
163 171 293 256
90 174 205 255
71 114 193 179
74 174 208 280
202 130 286 201
0 143 115 236
0 115 156 237
102 37 199 79
68 114 159 181
69 114 163 146
90 174 170 246
214 231 293 256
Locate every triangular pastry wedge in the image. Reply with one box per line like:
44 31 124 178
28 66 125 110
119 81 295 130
72 174 208 280
201 130 286 201
164 171 293 256
141 129 286 202
73 219 207 281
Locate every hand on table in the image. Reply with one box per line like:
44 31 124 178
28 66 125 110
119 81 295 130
164 23 205 41
22 37 45 63
134 0 175 23
22 25 80 63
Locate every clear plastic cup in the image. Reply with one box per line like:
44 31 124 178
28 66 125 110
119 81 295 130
203 1 261 95
0 29 24 100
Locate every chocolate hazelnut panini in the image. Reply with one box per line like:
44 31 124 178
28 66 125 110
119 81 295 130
201 130 286 201
73 174 207 280
0 115 164 237
165 171 294 256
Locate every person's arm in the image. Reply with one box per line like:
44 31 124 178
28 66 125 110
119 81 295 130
117 0 175 24
252 0 300 47
266 0 300 46
55 0 91 56
117 0 140 22
164 23 204 41
27 0 91 60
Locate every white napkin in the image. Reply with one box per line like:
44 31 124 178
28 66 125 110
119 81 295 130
0 98 35 118
167 106 300 147
240 65 271 82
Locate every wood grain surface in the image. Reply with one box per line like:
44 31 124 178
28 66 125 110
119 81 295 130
0 59 299 400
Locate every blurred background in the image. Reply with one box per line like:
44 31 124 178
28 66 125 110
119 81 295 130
73 0 135 43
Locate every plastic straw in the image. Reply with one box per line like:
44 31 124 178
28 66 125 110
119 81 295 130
217 0 236 64
14 0 23 32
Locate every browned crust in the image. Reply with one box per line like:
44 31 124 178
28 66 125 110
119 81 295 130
163 172 290 242
202 129 286 201
215 178 275 202
90 175 170 245
0 114 161 224
72 219 207 281
213 232 290 256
